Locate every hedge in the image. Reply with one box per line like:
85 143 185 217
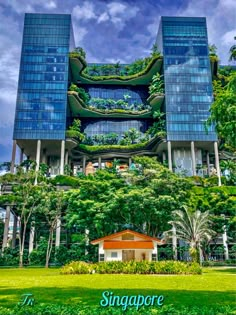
60 260 202 275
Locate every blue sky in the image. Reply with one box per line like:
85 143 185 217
0 0 235 162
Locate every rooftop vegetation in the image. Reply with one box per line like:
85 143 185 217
69 52 163 85
76 132 166 153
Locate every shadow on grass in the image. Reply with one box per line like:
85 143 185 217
210 268 236 274
0 286 235 310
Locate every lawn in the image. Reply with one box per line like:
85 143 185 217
0 267 235 313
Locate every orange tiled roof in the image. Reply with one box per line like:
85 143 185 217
103 240 154 249
91 229 162 245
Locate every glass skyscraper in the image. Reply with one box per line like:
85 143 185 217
13 13 74 140
157 16 216 142
10 14 221 183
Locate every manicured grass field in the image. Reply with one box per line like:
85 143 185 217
0 267 235 310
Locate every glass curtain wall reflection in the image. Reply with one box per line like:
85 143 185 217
157 17 217 141
13 13 75 140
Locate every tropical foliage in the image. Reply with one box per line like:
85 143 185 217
165 207 215 262
207 72 236 151
61 260 202 275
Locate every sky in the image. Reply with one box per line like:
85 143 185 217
0 0 235 162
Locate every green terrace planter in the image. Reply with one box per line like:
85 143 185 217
147 93 165 111
74 134 166 154
69 55 163 85
68 91 153 118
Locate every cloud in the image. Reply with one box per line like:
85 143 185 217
72 2 97 21
107 2 126 16
176 0 236 64
221 29 236 45
3 0 57 13
96 1 140 30
97 12 109 23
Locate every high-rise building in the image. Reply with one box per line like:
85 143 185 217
11 14 221 182
12 13 74 174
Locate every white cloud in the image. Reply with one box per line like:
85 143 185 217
176 0 236 64
4 0 58 13
97 1 139 30
221 29 236 45
107 2 126 16
72 2 97 21
97 12 109 23
43 1 57 9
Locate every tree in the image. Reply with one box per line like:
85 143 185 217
74 47 86 59
207 72 236 151
165 207 215 262
229 37 236 62
40 190 65 268
66 119 85 142
9 171 47 267
151 43 161 57
122 128 141 144
209 44 217 55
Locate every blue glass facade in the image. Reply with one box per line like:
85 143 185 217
13 13 74 140
85 84 149 110
157 17 217 141
82 119 151 139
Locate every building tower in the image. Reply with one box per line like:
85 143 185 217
156 17 219 178
11 13 75 175
11 14 221 182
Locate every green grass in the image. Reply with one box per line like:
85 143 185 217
0 267 235 310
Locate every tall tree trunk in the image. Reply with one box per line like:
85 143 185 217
19 222 27 268
45 229 53 268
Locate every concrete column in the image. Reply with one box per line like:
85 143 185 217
162 151 166 163
206 151 210 176
222 226 229 260
55 217 61 247
12 215 18 248
42 149 47 164
35 140 41 172
167 141 172 171
172 225 177 260
98 157 102 169
129 157 132 167
85 229 89 255
214 141 222 186
10 140 17 173
82 156 86 174
60 140 65 175
191 141 196 176
29 222 35 254
65 149 69 165
221 214 229 260
20 148 24 164
2 206 11 251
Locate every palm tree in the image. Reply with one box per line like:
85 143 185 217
229 36 236 62
165 207 215 263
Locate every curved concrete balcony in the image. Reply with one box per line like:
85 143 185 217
69 55 163 86
68 91 154 118
68 91 164 118
70 133 166 159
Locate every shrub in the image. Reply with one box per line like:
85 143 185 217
61 260 202 275
51 175 81 187
0 247 28 266
60 261 92 274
